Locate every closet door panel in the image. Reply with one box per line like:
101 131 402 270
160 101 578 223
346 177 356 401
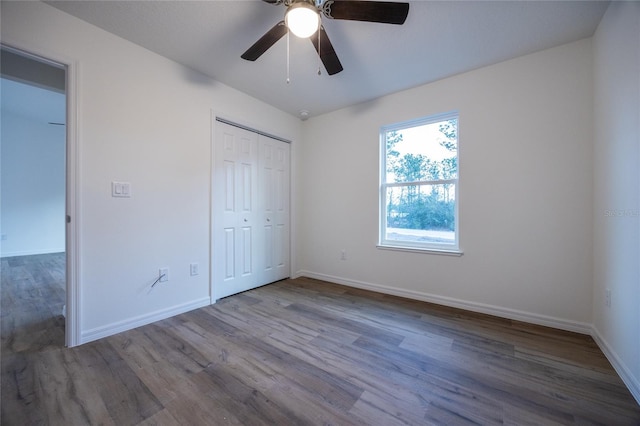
259 135 290 284
213 122 259 299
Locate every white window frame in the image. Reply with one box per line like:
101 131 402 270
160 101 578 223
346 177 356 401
378 111 462 255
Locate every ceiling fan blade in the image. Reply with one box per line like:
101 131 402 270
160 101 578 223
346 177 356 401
241 21 288 61
310 26 343 75
324 1 409 25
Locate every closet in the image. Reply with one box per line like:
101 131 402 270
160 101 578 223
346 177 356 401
212 120 290 300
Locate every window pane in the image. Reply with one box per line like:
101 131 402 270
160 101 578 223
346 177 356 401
385 183 456 244
385 119 457 184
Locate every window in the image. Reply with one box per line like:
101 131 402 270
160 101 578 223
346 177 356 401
379 112 460 253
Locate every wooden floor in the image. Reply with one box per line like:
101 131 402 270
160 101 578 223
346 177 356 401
2 253 639 425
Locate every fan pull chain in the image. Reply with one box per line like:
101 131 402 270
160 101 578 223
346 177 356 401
286 29 291 84
317 26 322 76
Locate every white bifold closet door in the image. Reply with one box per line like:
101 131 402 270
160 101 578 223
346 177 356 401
212 121 290 300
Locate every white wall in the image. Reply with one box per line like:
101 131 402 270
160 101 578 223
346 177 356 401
1 1 301 343
592 1 640 402
298 38 594 332
1 79 66 257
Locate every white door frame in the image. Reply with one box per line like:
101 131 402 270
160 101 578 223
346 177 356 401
1 43 81 347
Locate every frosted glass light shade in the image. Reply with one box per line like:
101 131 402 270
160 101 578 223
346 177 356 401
285 3 320 38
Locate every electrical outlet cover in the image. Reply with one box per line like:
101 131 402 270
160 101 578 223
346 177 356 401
159 268 169 282
190 263 199 276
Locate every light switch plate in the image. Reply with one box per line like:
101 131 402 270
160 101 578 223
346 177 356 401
112 181 131 198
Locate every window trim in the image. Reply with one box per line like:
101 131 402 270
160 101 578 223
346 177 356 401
378 111 461 254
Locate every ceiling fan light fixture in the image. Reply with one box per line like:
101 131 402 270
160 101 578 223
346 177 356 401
285 2 320 38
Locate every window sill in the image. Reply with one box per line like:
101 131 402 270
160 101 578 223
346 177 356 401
377 244 464 257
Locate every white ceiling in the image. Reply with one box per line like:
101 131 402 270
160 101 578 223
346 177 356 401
47 0 609 119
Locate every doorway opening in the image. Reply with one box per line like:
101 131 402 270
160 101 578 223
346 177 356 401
1 46 69 348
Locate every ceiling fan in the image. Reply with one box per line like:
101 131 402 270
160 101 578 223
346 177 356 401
241 0 410 75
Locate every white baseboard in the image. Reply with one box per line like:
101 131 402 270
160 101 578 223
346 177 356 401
294 270 592 335
591 325 640 405
80 297 211 345
0 247 65 258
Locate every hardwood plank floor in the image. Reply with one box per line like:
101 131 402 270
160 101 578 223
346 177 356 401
2 253 639 425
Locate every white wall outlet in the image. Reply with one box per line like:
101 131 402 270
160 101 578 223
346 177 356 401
340 249 347 261
190 263 199 276
159 267 169 282
605 288 611 307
